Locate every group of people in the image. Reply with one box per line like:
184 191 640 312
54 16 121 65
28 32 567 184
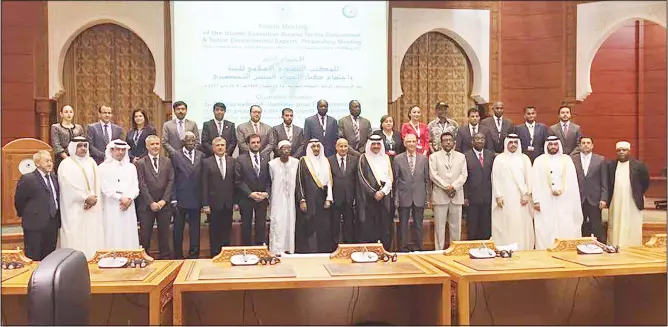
14 100 650 261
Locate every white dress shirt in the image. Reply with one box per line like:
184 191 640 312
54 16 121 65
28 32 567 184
336 153 347 172
580 152 592 175
149 154 160 173
38 169 58 210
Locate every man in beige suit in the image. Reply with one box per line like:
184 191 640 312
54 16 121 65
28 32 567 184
429 132 468 250
237 105 272 155
162 101 200 156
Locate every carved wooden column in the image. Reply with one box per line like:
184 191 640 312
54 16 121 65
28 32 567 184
34 98 52 143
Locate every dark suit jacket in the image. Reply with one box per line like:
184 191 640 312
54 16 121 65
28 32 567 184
126 125 157 162
605 159 650 211
201 119 236 157
303 114 339 157
14 170 60 231
480 116 515 153
338 115 372 155
549 122 582 155
171 149 204 209
87 122 124 163
455 124 494 154
264 124 306 158
136 155 174 212
571 153 609 207
515 122 548 162
372 129 404 158
202 155 236 210
463 149 495 204
328 154 359 207
393 152 429 208
235 152 271 199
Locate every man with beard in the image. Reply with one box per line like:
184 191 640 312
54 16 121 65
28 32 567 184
296 139 333 253
303 99 339 157
428 101 459 153
532 136 583 250
357 134 394 250
235 133 271 245
491 134 534 250
265 108 306 158
571 136 608 241
338 100 372 156
268 141 300 255
606 141 650 246
237 105 272 155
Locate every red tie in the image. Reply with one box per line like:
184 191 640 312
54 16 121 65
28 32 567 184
478 152 484 166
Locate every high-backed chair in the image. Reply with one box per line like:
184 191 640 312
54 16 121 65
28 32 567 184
27 248 91 325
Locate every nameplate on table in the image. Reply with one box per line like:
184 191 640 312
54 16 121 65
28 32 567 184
552 252 664 267
454 257 565 271
324 262 425 277
198 265 297 280
1 267 30 282
89 268 156 282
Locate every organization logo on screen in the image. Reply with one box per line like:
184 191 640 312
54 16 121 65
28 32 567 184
342 5 357 18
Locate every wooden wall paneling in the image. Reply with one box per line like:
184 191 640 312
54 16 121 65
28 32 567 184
641 21 667 175
636 21 645 161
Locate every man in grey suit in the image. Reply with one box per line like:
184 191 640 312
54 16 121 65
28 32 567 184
338 100 372 156
303 99 339 157
394 134 429 251
570 136 608 241
549 105 582 155
480 101 514 154
237 105 272 155
87 105 124 164
136 135 174 259
162 101 200 156
264 108 305 158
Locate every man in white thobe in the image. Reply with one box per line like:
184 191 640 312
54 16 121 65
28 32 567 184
607 141 650 246
99 140 140 249
57 136 105 259
491 134 535 250
532 136 583 250
268 140 300 255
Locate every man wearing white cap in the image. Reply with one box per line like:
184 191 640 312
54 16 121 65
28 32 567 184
606 141 650 246
99 139 140 249
268 140 299 255
532 136 583 249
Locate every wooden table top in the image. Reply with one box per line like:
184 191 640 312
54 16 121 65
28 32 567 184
173 255 449 292
1 260 182 295
413 248 666 283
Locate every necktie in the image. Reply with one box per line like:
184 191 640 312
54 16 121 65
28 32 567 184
478 152 484 166
44 174 57 217
563 123 569 136
219 156 226 179
286 125 292 141
340 157 345 173
446 152 452 168
471 125 477 137
217 121 222 137
254 123 259 135
352 117 360 146
178 121 184 138
254 154 260 177
188 150 194 164
320 116 326 136
152 157 158 172
409 154 415 175
103 124 110 144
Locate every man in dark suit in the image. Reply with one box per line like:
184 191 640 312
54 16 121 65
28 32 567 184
202 137 236 257
14 151 60 261
338 100 372 156
235 134 272 245
170 132 204 259
328 138 359 249
548 105 582 155
455 107 493 153
264 108 305 158
393 134 429 251
303 99 339 157
87 105 124 164
515 106 549 163
201 102 236 157
463 133 495 241
570 136 608 241
480 101 514 154
136 135 174 259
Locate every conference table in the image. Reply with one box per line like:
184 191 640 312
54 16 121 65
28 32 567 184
1 249 182 326
172 243 451 325
412 236 667 326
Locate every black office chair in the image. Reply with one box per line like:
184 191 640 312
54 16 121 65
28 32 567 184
27 248 91 325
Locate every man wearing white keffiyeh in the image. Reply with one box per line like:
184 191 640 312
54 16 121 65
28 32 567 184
490 134 535 250
268 140 299 255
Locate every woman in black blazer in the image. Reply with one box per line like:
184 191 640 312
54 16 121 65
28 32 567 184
126 109 157 164
372 114 405 162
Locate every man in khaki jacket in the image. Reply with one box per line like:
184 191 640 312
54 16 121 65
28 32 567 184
429 132 468 250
